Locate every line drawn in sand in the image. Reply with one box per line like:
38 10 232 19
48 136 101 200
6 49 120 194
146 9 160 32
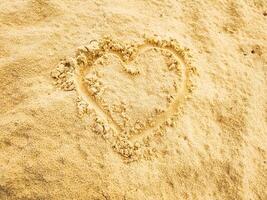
51 36 196 162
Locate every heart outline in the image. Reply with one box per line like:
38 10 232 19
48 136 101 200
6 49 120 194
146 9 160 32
73 38 191 142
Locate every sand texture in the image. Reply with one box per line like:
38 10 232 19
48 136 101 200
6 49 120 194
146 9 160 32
0 0 267 199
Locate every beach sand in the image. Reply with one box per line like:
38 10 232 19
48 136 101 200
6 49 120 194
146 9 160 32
0 0 266 199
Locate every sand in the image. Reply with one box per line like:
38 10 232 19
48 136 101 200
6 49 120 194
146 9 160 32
0 0 266 199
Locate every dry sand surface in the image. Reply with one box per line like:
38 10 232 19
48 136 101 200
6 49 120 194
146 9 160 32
0 0 267 199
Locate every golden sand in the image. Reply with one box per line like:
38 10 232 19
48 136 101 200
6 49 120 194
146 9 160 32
0 0 266 199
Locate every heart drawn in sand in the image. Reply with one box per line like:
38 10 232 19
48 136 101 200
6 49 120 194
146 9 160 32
51 37 195 160
73 38 191 140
